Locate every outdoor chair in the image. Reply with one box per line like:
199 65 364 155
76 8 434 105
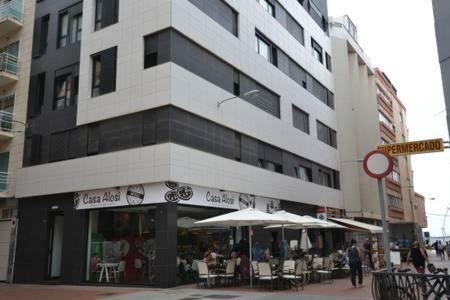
251 261 260 284
112 260 126 283
316 257 333 283
218 260 236 286
298 259 312 284
282 260 296 274
196 260 218 288
282 259 305 291
312 257 323 270
257 262 278 290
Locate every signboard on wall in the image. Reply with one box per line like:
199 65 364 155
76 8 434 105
74 181 280 212
377 138 444 156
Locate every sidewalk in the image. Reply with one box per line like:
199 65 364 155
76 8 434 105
0 275 373 300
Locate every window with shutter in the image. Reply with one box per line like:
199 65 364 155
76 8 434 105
91 47 117 97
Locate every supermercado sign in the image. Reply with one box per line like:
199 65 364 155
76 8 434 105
74 181 280 212
377 139 444 157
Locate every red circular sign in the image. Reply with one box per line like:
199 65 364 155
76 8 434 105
363 150 394 179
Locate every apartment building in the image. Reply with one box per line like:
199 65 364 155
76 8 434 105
0 0 34 282
375 68 426 240
331 16 426 241
433 0 450 136
13 0 342 287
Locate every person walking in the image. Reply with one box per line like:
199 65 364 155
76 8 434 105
438 241 446 260
347 239 363 288
363 238 375 270
407 241 428 273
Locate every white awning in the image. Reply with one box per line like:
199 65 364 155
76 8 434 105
329 218 383 234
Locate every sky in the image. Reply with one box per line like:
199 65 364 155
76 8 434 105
328 0 450 238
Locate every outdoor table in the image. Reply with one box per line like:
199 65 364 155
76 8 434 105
98 262 119 283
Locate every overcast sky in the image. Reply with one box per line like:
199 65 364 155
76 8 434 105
328 0 450 238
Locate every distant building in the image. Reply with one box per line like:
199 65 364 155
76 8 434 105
433 0 450 136
0 0 34 282
331 15 427 242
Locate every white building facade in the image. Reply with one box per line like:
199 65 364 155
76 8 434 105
14 0 342 287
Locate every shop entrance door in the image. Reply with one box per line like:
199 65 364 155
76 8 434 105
47 213 64 279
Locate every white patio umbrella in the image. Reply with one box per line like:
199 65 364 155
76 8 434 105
271 210 322 240
265 215 347 252
195 208 294 287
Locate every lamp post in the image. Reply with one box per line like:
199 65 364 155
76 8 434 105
443 207 450 241
217 90 260 108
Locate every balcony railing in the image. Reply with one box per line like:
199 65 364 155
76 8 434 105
0 171 8 192
0 52 19 76
0 110 13 132
0 0 23 23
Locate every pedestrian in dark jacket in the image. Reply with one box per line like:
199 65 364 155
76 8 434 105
347 239 363 288
407 241 428 273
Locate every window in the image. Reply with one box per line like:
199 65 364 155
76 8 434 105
378 111 394 131
0 152 9 191
311 38 323 63
58 11 82 47
58 12 69 47
258 159 283 173
32 14 49 58
319 170 331 187
256 34 270 61
24 135 42 166
388 170 400 182
91 47 117 97
255 32 277 66
257 0 275 17
233 69 240 96
144 34 158 69
292 105 309 134
295 165 312 182
28 73 46 116
70 14 82 43
95 0 119 31
376 84 392 106
325 52 332 71
389 195 403 208
54 65 79 110
317 121 337 148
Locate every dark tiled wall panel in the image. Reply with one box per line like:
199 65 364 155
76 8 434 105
188 0 237 36
33 105 340 189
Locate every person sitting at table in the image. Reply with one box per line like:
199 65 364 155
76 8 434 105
230 251 241 266
280 240 289 260
252 242 265 262
203 247 216 267
90 252 101 272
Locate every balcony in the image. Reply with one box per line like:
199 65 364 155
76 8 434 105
0 0 23 36
0 110 13 140
0 52 18 86
0 171 8 192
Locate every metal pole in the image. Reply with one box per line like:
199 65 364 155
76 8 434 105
378 179 392 272
249 226 252 288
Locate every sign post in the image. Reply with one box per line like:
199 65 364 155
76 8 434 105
363 150 394 272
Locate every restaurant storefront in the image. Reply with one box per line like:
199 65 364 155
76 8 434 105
14 181 341 287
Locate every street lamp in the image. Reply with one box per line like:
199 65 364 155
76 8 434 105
217 90 260 108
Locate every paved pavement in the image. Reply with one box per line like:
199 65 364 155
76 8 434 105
6 249 450 300
0 275 373 300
